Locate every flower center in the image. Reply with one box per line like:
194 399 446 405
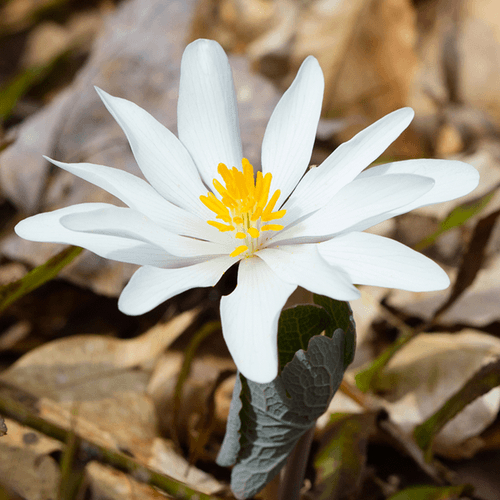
200 159 286 257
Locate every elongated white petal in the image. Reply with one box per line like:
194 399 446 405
261 56 324 206
44 157 227 243
61 206 233 258
318 232 450 291
177 39 243 186
118 256 234 315
356 158 480 219
95 87 208 217
220 257 296 383
284 108 415 221
258 245 360 300
15 203 174 266
272 174 434 244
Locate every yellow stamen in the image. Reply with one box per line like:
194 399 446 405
262 189 280 216
262 209 286 222
207 221 235 232
230 245 248 257
201 159 287 257
247 227 260 238
262 224 284 232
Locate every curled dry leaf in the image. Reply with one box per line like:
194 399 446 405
147 351 235 446
0 310 195 462
389 254 500 328
380 331 500 458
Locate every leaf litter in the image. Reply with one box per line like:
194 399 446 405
2 0 500 498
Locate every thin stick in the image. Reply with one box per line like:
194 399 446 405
0 392 225 500
279 426 315 500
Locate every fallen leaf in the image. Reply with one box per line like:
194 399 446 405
381 331 500 458
0 310 196 461
0 418 61 500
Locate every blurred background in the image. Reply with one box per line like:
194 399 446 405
1 1 500 499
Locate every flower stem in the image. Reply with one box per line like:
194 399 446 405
279 426 315 500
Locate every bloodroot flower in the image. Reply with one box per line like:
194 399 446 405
15 39 479 383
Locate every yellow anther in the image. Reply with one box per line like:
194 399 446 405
235 232 246 239
257 173 272 208
233 216 244 224
230 245 248 257
234 169 248 199
262 224 284 232
213 178 230 198
262 189 280 216
262 209 286 222
242 159 254 196
254 171 263 201
207 221 235 232
247 227 260 238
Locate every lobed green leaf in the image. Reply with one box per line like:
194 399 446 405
313 294 356 369
217 333 346 499
277 304 330 370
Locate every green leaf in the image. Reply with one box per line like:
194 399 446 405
314 412 378 500
217 332 346 499
0 40 73 121
387 484 472 500
414 189 495 252
0 246 82 313
414 358 500 461
277 304 331 370
313 294 356 369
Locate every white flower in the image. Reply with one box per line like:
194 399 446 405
15 39 479 383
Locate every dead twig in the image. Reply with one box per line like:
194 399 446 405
0 391 227 500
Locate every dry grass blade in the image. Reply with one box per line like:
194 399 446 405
0 246 82 314
172 321 221 449
414 357 500 462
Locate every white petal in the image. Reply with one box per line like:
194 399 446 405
118 256 234 315
318 232 450 291
258 245 360 300
261 56 324 206
356 158 480 218
44 157 227 243
177 39 243 186
272 174 434 244
284 108 415 221
60 206 234 258
15 203 173 266
220 257 296 383
95 87 208 217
